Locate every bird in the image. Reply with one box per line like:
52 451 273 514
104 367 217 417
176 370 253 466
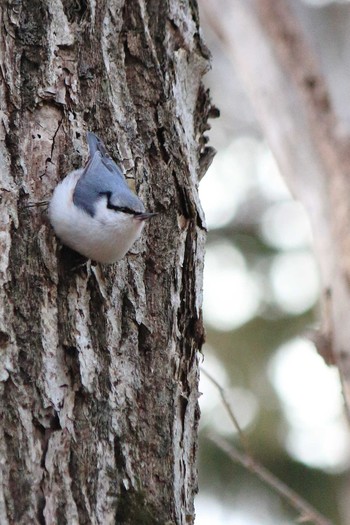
49 132 157 263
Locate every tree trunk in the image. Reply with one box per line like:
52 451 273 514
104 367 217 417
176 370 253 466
0 1 212 524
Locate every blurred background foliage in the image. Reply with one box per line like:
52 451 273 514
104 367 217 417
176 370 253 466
195 1 350 523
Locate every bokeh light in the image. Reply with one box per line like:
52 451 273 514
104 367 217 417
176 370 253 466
200 137 260 229
260 201 313 251
256 148 291 202
269 338 350 472
196 493 295 525
269 252 320 314
203 241 261 330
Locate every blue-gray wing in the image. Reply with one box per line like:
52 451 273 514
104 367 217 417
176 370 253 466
73 133 144 217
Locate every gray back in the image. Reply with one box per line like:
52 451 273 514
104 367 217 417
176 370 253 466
73 133 144 217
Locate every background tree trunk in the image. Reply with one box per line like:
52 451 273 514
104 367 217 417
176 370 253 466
201 0 350 403
0 1 212 523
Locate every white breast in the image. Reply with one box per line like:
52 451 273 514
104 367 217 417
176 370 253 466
48 171 145 263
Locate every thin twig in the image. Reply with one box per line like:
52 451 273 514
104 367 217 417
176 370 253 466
200 366 250 454
201 366 334 525
208 434 334 525
336 365 350 430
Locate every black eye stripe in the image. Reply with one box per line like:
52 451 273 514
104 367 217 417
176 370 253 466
100 192 140 215
117 206 137 215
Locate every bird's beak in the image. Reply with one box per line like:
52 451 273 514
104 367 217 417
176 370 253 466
134 212 158 221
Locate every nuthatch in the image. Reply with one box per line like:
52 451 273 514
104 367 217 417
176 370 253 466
49 132 156 263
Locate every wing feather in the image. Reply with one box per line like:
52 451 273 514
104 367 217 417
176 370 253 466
73 133 144 217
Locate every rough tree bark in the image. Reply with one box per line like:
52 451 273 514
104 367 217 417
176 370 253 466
201 0 350 405
0 1 214 524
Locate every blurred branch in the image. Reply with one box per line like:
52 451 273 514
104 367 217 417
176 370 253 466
200 367 250 452
208 434 334 525
200 0 350 409
202 367 334 525
308 329 350 427
336 365 350 428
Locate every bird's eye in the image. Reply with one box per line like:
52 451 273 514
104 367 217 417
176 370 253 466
101 192 136 215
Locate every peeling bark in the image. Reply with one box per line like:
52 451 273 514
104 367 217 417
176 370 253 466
0 1 212 524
